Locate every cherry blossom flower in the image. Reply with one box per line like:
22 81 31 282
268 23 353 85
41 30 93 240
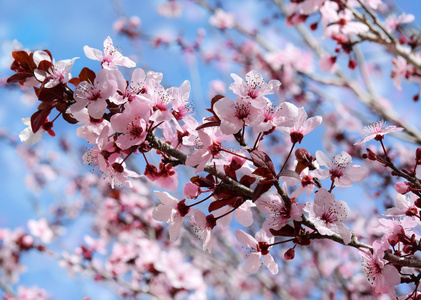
27 218 54 244
360 240 401 296
281 107 322 144
319 54 337 73
304 188 352 244
110 100 150 150
383 192 419 218
320 1 369 37
83 36 136 70
32 50 78 88
229 70 281 108
252 101 298 133
256 192 305 230
104 157 140 188
235 229 278 275
152 191 190 241
385 13 415 32
354 120 404 145
19 117 44 145
314 150 368 187
213 97 264 135
157 1 183 18
189 209 217 253
209 9 236 30
185 128 228 173
71 69 118 119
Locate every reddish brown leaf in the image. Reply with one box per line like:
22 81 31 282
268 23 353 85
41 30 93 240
252 180 275 202
31 105 53 133
68 77 80 86
6 72 34 84
249 150 276 176
239 175 256 187
62 112 78 124
196 121 220 131
38 84 65 102
37 60 53 72
79 67 96 83
252 167 275 180
270 224 295 237
278 170 301 181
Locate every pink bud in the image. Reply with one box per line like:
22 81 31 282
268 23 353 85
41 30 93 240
183 182 201 199
394 181 411 194
416 147 421 165
284 248 295 260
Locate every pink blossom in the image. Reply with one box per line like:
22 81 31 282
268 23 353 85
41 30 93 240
394 181 411 194
83 125 117 173
281 107 322 144
385 13 415 32
256 192 304 230
354 120 404 145
384 192 419 217
27 218 54 244
104 157 140 188
304 188 352 244
235 229 278 275
157 1 183 18
319 54 337 73
71 69 118 119
314 150 368 187
360 240 400 296
189 209 217 253
83 36 136 70
253 101 298 133
391 56 410 90
229 70 281 108
110 100 150 150
152 191 190 241
19 117 44 145
32 50 78 88
185 128 227 173
209 9 236 30
213 97 264 135
320 1 369 36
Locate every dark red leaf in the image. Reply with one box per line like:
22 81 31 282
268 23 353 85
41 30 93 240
249 150 276 176
278 170 301 181
62 112 78 124
270 224 295 237
196 121 220 131
37 60 53 72
239 175 256 187
210 94 225 107
79 67 96 83
6 72 34 84
252 167 275 180
190 176 215 189
31 105 53 133
38 84 65 102
252 181 275 202
223 164 237 181
68 77 80 86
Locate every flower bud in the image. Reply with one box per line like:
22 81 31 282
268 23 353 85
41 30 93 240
414 198 421 209
416 147 421 165
366 148 377 161
395 182 411 194
284 248 295 260
183 182 201 199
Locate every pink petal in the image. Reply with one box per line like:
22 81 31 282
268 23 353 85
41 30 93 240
235 229 258 248
243 252 261 274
